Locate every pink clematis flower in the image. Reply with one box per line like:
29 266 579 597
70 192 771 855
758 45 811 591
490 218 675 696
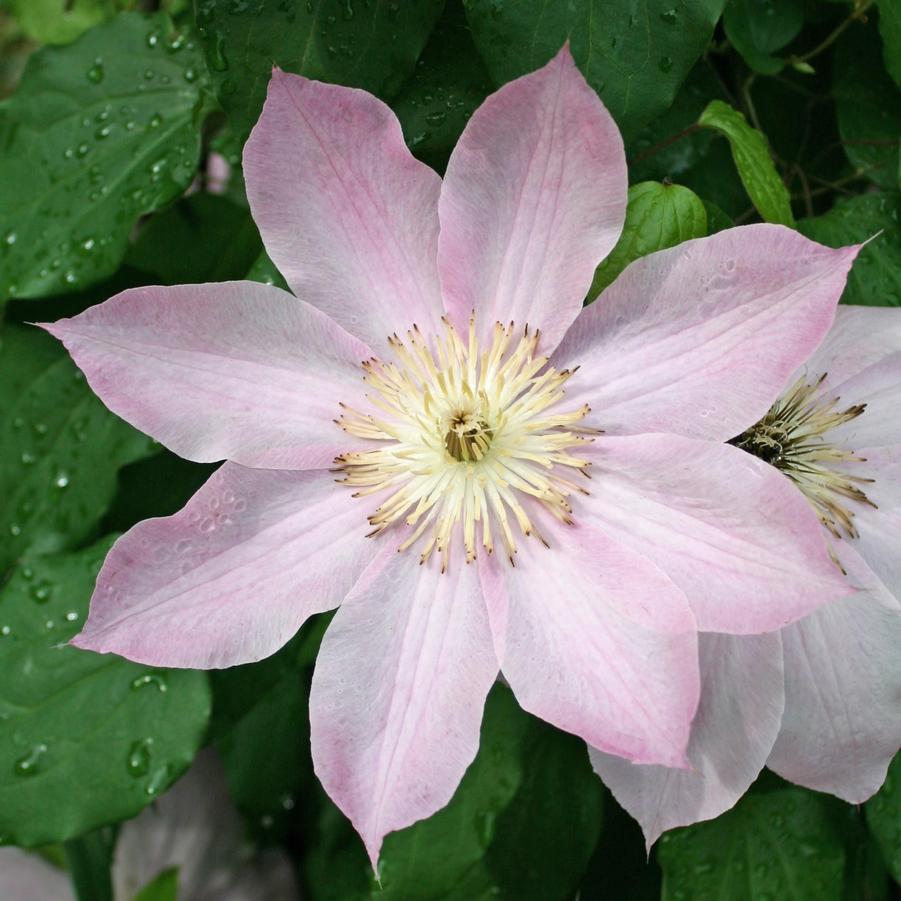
591 303 901 848
43 47 860 866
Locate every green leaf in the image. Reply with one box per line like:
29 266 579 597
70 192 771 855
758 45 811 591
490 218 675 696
0 12 209 301
878 0 901 90
63 829 114 901
376 685 602 900
703 200 733 233
658 784 845 901
126 193 262 285
0 540 211 847
627 61 749 218
589 181 707 299
246 249 290 291
462 0 726 139
723 0 805 75
698 99 794 225
392 0 492 172
7 0 122 45
867 753 901 884
194 0 445 146
0 325 155 577
834 19 901 191
211 632 311 844
798 192 901 307
100 452 215 537
580 786 661 900
134 867 180 901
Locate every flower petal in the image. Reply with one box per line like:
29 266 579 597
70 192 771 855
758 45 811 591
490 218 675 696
310 546 497 870
824 355 901 452
0 848 71 900
244 70 444 352
803 304 901 397
590 632 784 850
72 465 379 668
113 749 299 900
438 44 626 352
767 591 901 803
581 435 850 633
479 520 699 769
42 282 372 470
851 455 901 609
553 226 859 440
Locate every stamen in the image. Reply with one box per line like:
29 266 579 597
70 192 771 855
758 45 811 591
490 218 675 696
730 374 875 539
334 316 595 569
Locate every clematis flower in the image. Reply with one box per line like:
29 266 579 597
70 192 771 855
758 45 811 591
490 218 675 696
43 47 860 866
591 303 901 847
0 750 299 900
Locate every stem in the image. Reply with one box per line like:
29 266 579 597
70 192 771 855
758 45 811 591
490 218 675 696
789 0 873 64
628 124 701 168
63 830 114 901
741 73 761 131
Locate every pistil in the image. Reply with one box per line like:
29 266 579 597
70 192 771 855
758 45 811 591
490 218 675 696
729 374 876 540
334 315 598 571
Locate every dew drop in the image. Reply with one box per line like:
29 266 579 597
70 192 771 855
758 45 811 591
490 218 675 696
131 671 168 693
145 764 172 797
86 62 105 84
14 744 48 778
30 581 53 604
126 738 153 777
658 56 673 73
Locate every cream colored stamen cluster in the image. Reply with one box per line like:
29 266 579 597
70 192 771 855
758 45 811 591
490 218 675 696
334 315 598 572
730 374 875 540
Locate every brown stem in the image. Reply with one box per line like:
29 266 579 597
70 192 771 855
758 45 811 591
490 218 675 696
628 124 701 168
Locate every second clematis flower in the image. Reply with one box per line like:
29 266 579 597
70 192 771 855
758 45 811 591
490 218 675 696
43 47 860 866
591 303 901 848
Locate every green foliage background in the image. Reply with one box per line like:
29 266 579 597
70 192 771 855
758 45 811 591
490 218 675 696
0 0 899 898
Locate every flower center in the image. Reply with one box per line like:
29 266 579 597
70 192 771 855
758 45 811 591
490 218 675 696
729 374 875 540
444 411 493 462
334 315 598 571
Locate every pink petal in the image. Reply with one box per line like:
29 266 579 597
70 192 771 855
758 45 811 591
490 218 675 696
0 849 71 900
823 355 901 452
552 226 859 440
72 465 379 668
479 520 699 769
853 456 901 609
590 632 784 850
42 282 372 470
768 591 901 803
437 44 626 352
310 546 497 870
244 70 444 353
581 435 850 633
113 749 299 900
803 304 901 396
